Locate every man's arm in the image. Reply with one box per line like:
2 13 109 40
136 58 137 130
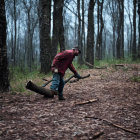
69 64 81 79
68 64 77 74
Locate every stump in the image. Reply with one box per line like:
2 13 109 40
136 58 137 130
26 81 54 98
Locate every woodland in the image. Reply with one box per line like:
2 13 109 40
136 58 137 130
0 0 140 139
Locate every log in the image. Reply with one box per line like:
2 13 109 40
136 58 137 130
26 74 91 97
26 81 54 98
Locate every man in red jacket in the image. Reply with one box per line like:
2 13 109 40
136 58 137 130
50 46 81 100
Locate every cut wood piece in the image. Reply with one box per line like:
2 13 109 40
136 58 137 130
26 81 54 98
75 99 98 105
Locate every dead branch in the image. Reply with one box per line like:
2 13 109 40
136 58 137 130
64 75 75 84
84 61 94 68
94 66 107 69
42 74 90 87
42 80 52 87
75 99 98 105
85 116 138 135
115 64 124 67
42 78 49 81
69 74 90 83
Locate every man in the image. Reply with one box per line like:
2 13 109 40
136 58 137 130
50 46 81 100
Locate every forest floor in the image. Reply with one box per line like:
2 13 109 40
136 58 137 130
0 64 140 140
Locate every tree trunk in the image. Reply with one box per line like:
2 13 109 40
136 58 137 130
77 0 83 64
96 0 104 60
138 0 140 58
13 0 17 65
52 0 65 61
132 0 137 60
0 0 10 92
116 0 124 59
86 0 95 66
120 0 124 59
39 0 52 74
82 0 85 59
59 0 65 52
96 0 100 60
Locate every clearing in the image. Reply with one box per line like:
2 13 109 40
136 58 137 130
0 64 140 140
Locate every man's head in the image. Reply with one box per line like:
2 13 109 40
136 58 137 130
72 46 81 56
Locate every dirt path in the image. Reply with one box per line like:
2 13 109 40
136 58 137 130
0 64 140 140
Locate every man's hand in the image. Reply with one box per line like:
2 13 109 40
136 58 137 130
74 73 81 79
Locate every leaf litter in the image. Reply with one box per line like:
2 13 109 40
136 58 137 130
0 64 140 140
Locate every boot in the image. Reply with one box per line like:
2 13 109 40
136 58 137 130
59 96 65 100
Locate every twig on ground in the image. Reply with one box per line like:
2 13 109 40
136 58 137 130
85 116 138 135
75 99 98 105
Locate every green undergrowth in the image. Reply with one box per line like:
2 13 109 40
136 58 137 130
94 58 140 67
130 76 140 83
10 67 50 94
10 58 140 94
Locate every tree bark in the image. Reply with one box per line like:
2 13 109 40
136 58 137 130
86 0 95 66
132 0 137 60
52 0 65 61
138 0 140 58
116 0 124 59
96 0 104 60
0 0 10 92
26 81 54 98
77 0 84 64
13 0 17 65
39 0 52 74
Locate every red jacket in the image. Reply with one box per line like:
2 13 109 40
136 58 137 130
51 50 77 77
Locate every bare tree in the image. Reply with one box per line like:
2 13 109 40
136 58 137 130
138 0 140 58
96 0 104 60
116 0 124 59
0 0 10 92
22 0 38 71
86 0 95 66
81 0 86 59
125 0 133 57
108 0 117 58
51 0 65 61
132 0 137 60
39 0 52 74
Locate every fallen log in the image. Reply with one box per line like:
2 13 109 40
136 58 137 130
75 99 98 105
26 74 90 97
26 81 54 98
85 116 138 135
